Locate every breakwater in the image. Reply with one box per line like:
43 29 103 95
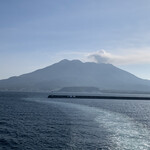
48 94 150 100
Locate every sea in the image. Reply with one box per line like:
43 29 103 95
1 92 150 150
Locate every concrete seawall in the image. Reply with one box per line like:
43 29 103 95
48 94 150 100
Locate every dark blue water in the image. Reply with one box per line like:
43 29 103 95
1 92 150 150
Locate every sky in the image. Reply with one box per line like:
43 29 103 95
1 0 150 80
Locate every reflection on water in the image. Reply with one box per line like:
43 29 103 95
1 92 150 149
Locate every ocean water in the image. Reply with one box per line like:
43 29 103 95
1 92 150 149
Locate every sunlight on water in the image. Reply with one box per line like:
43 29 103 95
95 110 150 150
32 99 150 150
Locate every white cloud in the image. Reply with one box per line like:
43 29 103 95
87 49 150 65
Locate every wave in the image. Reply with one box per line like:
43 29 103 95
28 98 150 150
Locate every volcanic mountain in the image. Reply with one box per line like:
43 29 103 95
0 59 150 92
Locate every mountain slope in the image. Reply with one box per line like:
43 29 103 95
0 59 150 92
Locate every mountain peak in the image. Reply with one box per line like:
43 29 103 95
58 59 83 64
70 59 83 63
59 59 70 63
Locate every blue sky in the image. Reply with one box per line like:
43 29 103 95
1 0 150 79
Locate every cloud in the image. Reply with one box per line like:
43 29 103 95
87 49 150 65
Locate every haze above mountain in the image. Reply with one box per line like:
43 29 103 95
0 59 150 92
